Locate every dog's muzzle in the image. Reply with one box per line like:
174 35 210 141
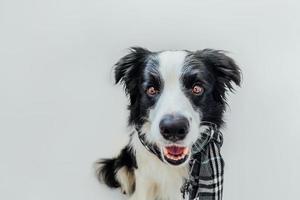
158 114 190 165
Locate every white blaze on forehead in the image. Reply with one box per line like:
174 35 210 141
156 50 189 113
158 51 188 86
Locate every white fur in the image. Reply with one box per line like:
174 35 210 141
129 132 188 200
116 166 135 195
128 51 202 200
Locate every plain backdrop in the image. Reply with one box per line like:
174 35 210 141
1 0 300 200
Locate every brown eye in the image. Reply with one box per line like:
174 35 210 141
192 84 204 95
146 86 159 96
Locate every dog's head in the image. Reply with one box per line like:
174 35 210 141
115 47 241 166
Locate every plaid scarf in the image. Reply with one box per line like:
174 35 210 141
137 124 224 200
181 125 224 200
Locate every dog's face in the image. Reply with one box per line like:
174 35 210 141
115 47 241 166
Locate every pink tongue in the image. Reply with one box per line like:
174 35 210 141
166 146 185 156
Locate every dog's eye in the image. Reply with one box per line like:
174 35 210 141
146 86 159 96
192 84 204 95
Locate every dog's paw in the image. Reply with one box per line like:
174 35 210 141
116 166 135 195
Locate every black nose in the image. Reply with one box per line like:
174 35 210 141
159 114 189 142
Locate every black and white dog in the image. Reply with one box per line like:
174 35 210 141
97 47 241 200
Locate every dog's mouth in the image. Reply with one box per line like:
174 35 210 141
162 145 189 166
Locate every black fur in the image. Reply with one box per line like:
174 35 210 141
188 49 242 127
114 47 152 126
97 146 137 190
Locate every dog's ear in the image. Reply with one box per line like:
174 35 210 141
114 47 150 102
195 49 242 100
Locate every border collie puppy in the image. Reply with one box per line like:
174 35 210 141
97 47 241 200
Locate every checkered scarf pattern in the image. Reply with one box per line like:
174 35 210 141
181 125 224 200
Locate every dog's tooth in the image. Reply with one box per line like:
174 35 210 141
183 147 189 155
163 147 168 155
166 154 173 160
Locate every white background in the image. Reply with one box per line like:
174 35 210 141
1 0 300 200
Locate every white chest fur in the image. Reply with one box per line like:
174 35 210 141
129 134 188 200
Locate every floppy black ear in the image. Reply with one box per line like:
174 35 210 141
196 49 242 100
114 47 150 103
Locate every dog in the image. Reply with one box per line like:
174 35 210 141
96 47 241 200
